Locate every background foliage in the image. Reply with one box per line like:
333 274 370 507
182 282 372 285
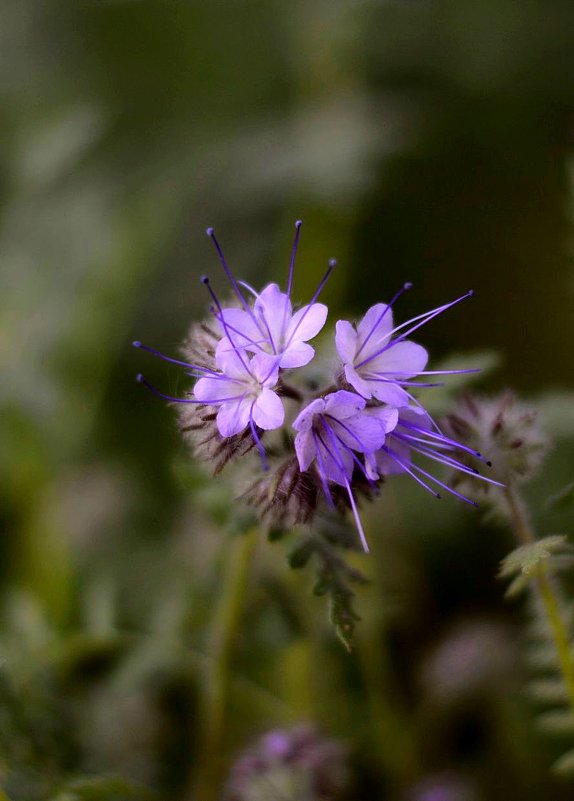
1 1 574 799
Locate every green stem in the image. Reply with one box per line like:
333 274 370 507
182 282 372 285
504 486 574 712
189 526 259 801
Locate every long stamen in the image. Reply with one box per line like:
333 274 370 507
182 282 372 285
316 428 370 552
383 446 441 498
343 476 370 553
398 421 491 465
238 280 259 298
284 258 336 348
312 429 335 508
354 282 412 360
287 220 302 297
249 403 269 471
364 375 445 388
132 341 220 376
383 368 481 377
407 461 478 506
206 227 251 313
355 291 473 369
202 277 255 377
399 390 444 433
137 374 244 405
394 433 504 486
210 310 266 350
277 219 303 349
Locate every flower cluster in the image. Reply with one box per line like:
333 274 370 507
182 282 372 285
134 222 501 552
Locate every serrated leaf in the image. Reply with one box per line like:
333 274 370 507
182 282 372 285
500 536 569 579
330 590 360 652
287 539 314 569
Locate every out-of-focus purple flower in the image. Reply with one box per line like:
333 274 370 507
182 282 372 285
292 390 391 551
336 289 477 407
405 773 480 801
223 724 350 801
366 406 503 505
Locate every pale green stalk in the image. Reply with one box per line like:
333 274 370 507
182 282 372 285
504 486 574 712
189 526 258 801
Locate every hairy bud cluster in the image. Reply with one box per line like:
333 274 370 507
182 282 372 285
444 393 548 497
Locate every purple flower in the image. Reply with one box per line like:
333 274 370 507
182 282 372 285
208 222 331 370
194 336 285 439
336 288 476 407
366 406 503 504
292 390 392 551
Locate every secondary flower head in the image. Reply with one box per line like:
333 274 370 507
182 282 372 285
367 405 503 504
292 390 393 551
336 289 477 406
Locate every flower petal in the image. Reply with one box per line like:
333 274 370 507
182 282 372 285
367 340 428 379
344 365 373 400
252 389 285 430
215 337 251 379
279 342 314 368
194 376 243 403
294 429 316 472
286 302 328 344
326 413 386 454
324 390 366 419
216 398 251 437
219 308 265 351
335 320 358 363
250 353 280 386
318 438 353 486
254 283 292 350
369 381 411 407
365 405 400 434
292 398 325 432
377 440 412 475
365 453 379 481
356 303 393 356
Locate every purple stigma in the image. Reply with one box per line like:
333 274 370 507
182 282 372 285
201 274 255 376
356 290 474 370
354 282 413 361
284 258 336 349
286 219 303 297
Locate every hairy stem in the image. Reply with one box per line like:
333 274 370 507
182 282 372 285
504 485 574 712
190 526 258 801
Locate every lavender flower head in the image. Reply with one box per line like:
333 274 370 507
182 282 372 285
134 220 500 555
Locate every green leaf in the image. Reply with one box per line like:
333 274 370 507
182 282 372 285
500 536 571 580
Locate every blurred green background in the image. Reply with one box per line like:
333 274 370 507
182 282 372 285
1 1 574 799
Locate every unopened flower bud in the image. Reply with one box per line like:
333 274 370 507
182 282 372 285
443 393 548 498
